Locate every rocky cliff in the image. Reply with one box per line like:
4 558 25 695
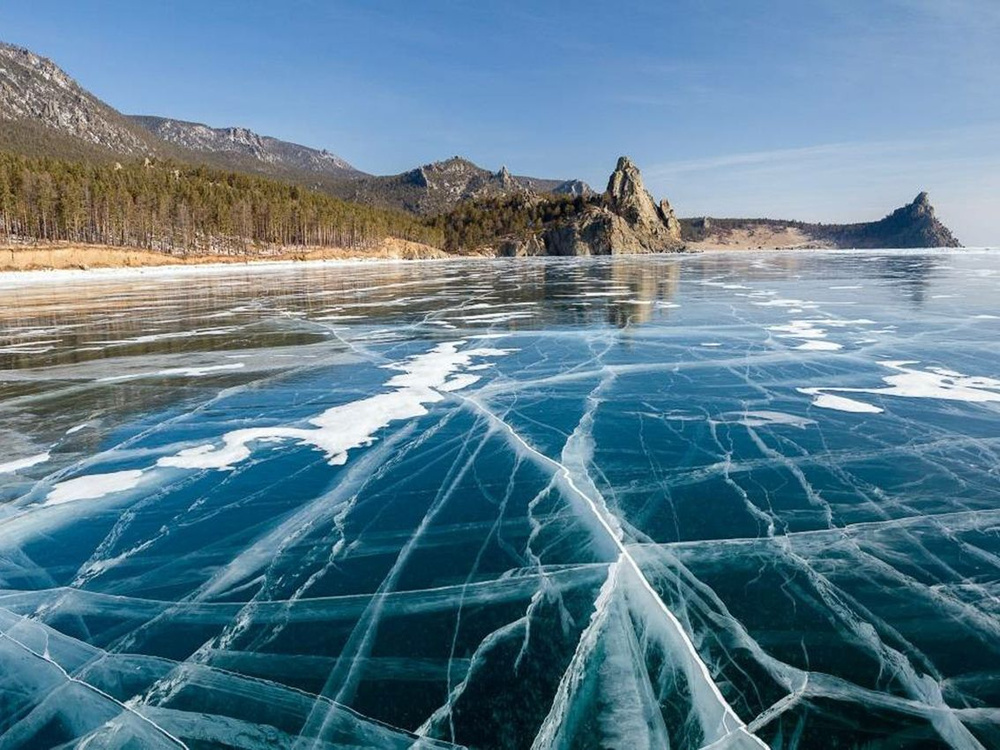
499 157 685 256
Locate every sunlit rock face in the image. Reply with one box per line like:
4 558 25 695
0 250 999 749
605 155 681 245
499 157 685 257
0 42 154 155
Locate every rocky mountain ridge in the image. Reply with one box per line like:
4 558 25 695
129 115 363 179
331 156 592 215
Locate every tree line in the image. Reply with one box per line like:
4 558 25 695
0 149 608 256
0 152 444 254
431 193 598 252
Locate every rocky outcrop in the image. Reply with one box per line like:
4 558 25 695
600 157 683 247
551 179 591 197
498 157 686 257
850 192 960 248
498 233 547 257
607 157 670 235
496 165 517 190
658 198 683 240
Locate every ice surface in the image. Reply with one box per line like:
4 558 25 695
1 250 999 749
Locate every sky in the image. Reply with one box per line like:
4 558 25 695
3 0 998 244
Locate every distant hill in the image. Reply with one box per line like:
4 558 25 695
681 192 961 249
329 156 592 215
128 115 364 179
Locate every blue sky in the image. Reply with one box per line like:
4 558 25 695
3 0 998 244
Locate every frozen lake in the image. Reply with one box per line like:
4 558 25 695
1 251 999 749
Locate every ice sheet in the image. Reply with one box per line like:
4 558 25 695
1 250 999 749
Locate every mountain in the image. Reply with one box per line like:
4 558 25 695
0 42 162 159
681 192 961 249
329 156 593 215
0 42 591 211
128 115 363 179
0 42 364 185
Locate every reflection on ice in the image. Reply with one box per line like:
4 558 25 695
1 250 999 748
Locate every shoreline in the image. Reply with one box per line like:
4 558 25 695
0 243 992 286
0 250 467 287
0 238 455 272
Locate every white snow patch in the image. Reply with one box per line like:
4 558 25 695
768 320 827 339
157 341 511 471
90 327 238 347
800 391 884 414
798 361 1000 414
796 340 842 351
875 361 1000 403
98 363 246 382
458 311 534 323
156 363 246 377
754 298 817 308
730 411 816 428
46 470 145 505
0 452 51 474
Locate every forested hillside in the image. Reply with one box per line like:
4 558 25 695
432 193 598 252
0 152 443 255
